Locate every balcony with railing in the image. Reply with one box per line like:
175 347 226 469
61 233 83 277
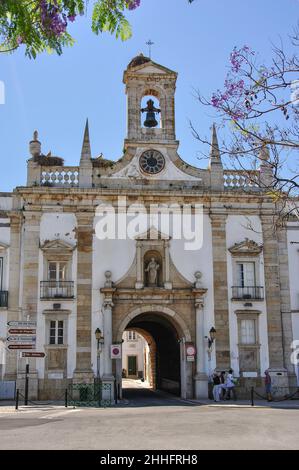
232 286 264 301
41 166 79 187
0 291 8 307
40 281 74 300
224 170 260 190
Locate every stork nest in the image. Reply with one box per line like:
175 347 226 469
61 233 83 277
33 155 64 166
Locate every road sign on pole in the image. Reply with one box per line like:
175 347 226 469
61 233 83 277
111 345 122 359
8 329 36 335
21 352 45 358
8 344 36 350
7 336 36 343
7 321 37 328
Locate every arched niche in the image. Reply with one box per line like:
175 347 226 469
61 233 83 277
144 250 163 287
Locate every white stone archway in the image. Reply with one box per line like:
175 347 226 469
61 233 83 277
116 305 192 399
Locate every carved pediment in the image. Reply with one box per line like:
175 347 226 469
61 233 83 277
128 61 177 76
229 238 263 256
135 227 171 241
0 241 9 252
40 239 76 253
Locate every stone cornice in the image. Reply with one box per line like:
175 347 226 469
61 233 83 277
14 186 271 200
111 287 207 301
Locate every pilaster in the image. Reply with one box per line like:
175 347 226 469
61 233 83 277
210 213 230 369
22 211 41 319
194 296 208 398
73 212 94 383
261 216 285 372
277 224 296 387
4 212 22 380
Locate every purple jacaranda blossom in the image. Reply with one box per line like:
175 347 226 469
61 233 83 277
127 0 141 10
39 0 68 37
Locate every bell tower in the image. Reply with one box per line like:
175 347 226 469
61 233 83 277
123 54 178 147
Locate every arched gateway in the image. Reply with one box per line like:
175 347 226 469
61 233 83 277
100 267 209 401
116 306 192 399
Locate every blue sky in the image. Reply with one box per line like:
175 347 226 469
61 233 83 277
0 0 298 192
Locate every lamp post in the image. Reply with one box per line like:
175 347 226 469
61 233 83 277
204 327 217 389
205 327 217 363
95 328 104 383
207 327 217 350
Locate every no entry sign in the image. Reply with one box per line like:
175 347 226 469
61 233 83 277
111 345 122 359
185 343 196 362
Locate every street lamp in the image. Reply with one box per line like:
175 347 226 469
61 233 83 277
206 327 217 350
95 328 104 382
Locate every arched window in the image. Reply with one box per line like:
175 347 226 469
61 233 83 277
140 94 162 129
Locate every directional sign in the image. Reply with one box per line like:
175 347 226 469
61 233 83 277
8 344 36 350
7 321 37 328
7 336 36 343
8 329 36 335
22 352 45 358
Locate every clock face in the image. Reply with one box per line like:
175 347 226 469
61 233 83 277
139 150 165 175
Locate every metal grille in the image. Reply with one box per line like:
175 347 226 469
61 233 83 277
40 281 74 299
68 382 112 407
0 291 8 307
232 286 264 300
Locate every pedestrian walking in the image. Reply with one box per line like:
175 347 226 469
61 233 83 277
212 372 221 402
225 369 237 401
219 371 226 400
265 370 273 402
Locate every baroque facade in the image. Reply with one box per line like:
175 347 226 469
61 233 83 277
0 55 298 400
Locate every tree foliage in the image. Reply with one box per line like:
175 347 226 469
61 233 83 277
0 0 140 58
193 29 299 217
0 1 195 58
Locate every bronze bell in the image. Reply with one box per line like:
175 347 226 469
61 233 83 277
144 111 158 128
141 99 161 128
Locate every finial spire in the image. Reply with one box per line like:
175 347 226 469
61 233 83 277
29 129 41 157
81 118 91 161
209 123 222 166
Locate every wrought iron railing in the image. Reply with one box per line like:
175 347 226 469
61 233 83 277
67 382 113 407
232 286 264 300
40 281 74 299
0 291 8 307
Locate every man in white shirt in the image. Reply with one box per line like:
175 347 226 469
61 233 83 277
225 369 237 401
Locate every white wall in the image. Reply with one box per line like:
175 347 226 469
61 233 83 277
92 212 216 377
36 213 77 379
0 212 10 379
170 213 216 374
291 313 299 385
0 196 12 211
287 223 299 311
226 215 269 376
0 219 10 291
122 332 147 377
92 229 136 377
